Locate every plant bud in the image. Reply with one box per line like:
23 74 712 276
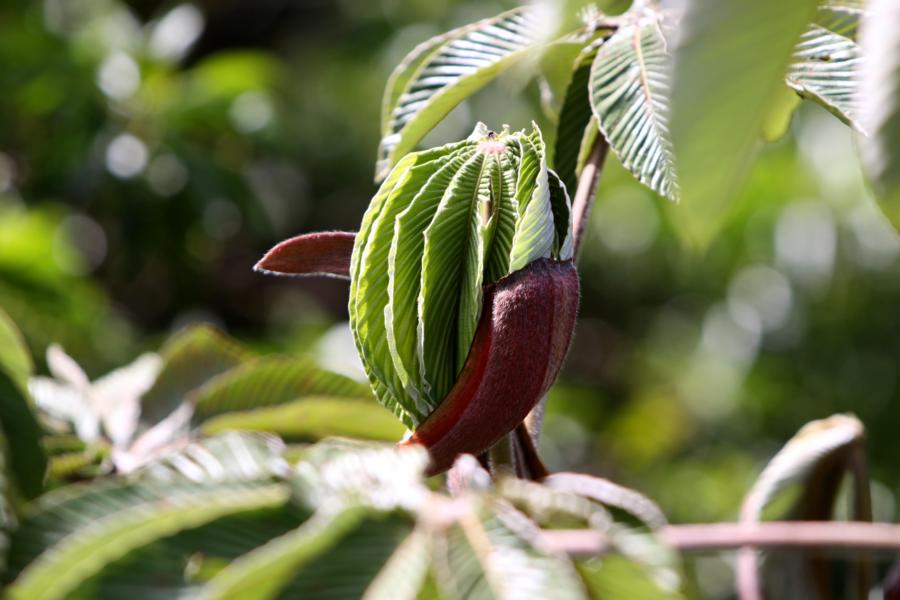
350 123 574 432
256 123 579 474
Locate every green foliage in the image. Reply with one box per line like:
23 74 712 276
0 371 46 501
352 123 572 427
668 0 819 245
377 8 543 180
859 0 900 228
0 434 687 598
589 16 678 201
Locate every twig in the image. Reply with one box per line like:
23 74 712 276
537 521 900 557
571 137 610 259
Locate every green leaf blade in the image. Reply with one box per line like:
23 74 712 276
787 25 863 130
589 20 678 202
669 0 818 246
377 8 542 179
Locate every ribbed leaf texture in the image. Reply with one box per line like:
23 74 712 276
589 17 678 201
814 0 865 39
787 24 863 130
3 438 684 599
376 8 543 180
352 123 572 428
5 433 290 600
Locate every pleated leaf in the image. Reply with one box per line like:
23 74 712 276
353 144 470 426
376 8 543 180
814 0 865 38
859 0 900 230
787 24 863 130
294 441 429 512
6 433 290 598
741 414 865 521
554 44 600 197
353 124 570 427
432 504 587 600
198 508 412 600
201 397 405 442
67 503 308 600
140 325 250 427
361 528 432 600
189 357 371 424
589 19 678 201
6 480 287 600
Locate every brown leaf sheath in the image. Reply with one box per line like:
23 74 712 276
253 231 356 279
404 259 580 475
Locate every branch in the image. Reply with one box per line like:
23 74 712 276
537 521 900 557
571 137 610 258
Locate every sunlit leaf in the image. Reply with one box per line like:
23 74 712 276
543 472 668 530
376 8 542 179
814 0 865 39
669 0 818 246
859 0 900 230
432 503 587 599
294 441 429 512
787 25 863 130
6 481 287 599
196 507 367 600
201 396 406 442
68 504 308 599
362 528 431 600
189 356 371 424
589 17 678 201
577 555 684 600
6 433 290 599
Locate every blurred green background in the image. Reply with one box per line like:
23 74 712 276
1 0 897 586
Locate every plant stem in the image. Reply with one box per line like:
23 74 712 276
571 136 610 259
536 521 900 557
524 135 610 445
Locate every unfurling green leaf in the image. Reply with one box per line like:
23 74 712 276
376 9 543 180
352 123 572 428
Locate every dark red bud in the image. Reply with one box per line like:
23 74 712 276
254 231 356 279
404 258 580 475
